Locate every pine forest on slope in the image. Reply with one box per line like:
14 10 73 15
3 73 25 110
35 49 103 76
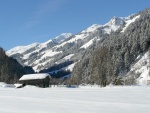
0 48 34 83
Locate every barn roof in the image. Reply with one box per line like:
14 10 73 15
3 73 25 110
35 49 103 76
19 73 51 81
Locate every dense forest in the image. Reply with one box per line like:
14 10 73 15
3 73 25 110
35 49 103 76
69 8 150 86
0 48 34 83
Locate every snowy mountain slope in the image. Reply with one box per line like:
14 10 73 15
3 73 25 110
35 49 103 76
81 24 102 33
6 13 141 78
53 24 102 49
7 33 72 56
69 8 150 86
7 43 40 56
43 33 72 45
7 33 72 71
127 51 150 85
121 15 140 32
80 38 95 49
103 16 125 34
52 17 128 50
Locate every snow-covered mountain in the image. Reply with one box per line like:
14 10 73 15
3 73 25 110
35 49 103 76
126 51 150 85
7 13 141 78
7 33 72 71
7 33 72 56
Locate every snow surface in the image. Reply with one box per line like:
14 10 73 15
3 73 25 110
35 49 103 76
43 33 72 45
121 15 140 32
2 84 16 88
0 86 150 113
80 38 95 49
103 25 120 34
81 24 101 33
7 43 39 56
19 73 50 81
32 58 53 72
63 54 74 60
53 33 72 43
6 33 72 57
41 50 60 59
129 51 150 85
64 62 76 71
7 33 71 72
54 24 101 49
54 33 89 48
0 82 6 87
103 16 125 34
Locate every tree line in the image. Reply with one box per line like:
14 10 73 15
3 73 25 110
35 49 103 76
69 8 150 86
0 47 34 83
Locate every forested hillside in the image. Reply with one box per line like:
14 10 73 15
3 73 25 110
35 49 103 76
6 8 150 86
70 8 150 86
0 48 34 83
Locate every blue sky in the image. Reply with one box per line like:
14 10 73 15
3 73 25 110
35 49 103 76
0 0 150 50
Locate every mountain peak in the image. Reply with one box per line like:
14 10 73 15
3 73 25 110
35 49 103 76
105 16 125 26
81 24 101 33
42 33 72 46
7 42 40 56
53 33 72 43
101 16 126 34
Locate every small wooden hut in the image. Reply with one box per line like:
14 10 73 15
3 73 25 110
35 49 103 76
19 73 51 88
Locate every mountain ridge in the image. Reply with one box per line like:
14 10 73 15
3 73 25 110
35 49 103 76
6 10 144 83
70 8 150 86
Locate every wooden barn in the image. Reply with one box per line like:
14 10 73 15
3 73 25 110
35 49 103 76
19 73 51 88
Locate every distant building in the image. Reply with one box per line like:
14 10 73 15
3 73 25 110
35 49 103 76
19 73 51 88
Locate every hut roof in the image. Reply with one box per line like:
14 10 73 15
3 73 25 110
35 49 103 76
19 73 51 81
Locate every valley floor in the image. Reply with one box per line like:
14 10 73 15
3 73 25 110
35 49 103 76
0 85 150 113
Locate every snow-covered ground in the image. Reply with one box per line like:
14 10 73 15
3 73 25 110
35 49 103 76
0 85 150 113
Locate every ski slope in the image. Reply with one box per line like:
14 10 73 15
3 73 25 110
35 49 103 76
0 85 150 113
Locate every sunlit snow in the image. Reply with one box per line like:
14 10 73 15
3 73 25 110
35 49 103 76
128 51 150 85
63 54 74 60
54 33 89 48
19 73 50 81
103 16 125 34
64 62 76 71
80 38 95 49
0 85 150 113
41 50 60 59
121 15 140 32
6 43 39 56
81 24 101 33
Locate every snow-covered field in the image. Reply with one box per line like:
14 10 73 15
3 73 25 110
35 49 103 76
0 85 150 113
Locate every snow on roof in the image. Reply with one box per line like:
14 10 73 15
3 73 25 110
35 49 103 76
19 73 51 81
